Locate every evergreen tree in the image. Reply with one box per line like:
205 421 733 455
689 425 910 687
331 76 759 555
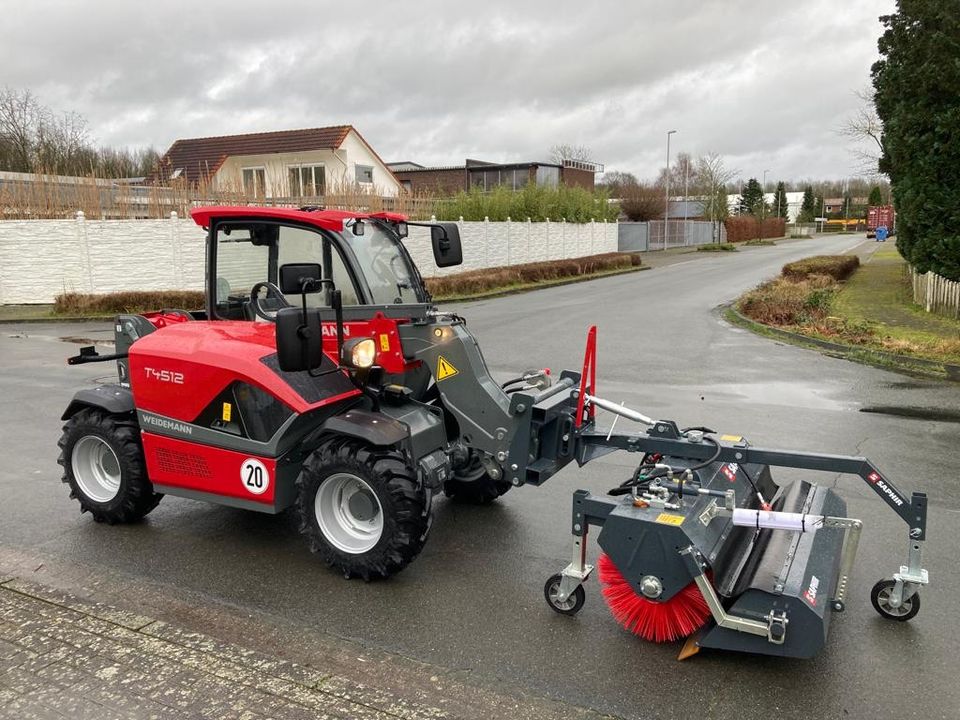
868 185 884 206
873 0 960 279
772 181 790 219
798 185 816 222
740 178 766 216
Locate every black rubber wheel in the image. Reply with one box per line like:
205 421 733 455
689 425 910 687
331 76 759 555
443 450 512 504
297 436 432 580
57 408 162 524
544 573 586 616
870 579 920 621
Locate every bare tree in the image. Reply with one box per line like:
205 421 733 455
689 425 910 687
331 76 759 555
597 170 638 197
696 152 737 221
549 143 593 164
839 88 885 175
0 86 156 177
0 87 48 172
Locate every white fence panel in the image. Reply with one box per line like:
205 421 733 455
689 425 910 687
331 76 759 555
0 215 618 303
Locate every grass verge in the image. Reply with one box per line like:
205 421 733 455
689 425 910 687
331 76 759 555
733 248 960 375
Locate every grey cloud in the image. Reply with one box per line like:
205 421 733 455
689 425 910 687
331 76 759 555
0 0 894 180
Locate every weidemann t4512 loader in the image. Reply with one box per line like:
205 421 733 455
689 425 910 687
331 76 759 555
60 206 930 658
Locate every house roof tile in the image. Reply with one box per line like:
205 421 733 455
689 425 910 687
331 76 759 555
154 126 353 184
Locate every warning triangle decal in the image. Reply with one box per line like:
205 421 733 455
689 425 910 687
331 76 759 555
436 355 459 381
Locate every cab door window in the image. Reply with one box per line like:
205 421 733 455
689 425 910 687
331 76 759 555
276 225 360 306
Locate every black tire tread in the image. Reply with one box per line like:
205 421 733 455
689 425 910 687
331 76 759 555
296 437 431 580
57 407 162 524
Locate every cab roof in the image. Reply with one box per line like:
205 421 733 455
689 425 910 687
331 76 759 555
189 206 408 232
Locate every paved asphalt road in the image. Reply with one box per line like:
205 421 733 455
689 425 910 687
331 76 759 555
1 236 958 719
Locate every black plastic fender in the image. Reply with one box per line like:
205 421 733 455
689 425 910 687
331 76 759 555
315 409 410 447
61 385 134 421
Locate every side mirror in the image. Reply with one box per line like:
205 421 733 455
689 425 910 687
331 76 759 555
275 306 323 372
279 263 322 295
431 223 463 267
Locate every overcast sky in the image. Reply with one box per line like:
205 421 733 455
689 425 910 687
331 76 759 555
2 0 893 183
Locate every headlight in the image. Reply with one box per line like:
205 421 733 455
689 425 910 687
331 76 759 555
344 338 376 369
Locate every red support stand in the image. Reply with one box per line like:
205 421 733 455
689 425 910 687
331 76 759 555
575 325 597 429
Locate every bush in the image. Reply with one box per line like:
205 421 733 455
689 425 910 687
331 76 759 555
433 184 620 223
619 182 662 221
782 255 860 282
54 290 205 316
723 216 787 242
737 278 838 325
425 253 638 298
697 244 737 252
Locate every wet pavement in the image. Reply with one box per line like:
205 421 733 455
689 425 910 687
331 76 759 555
1 235 958 719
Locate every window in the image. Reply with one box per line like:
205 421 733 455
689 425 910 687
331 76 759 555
213 223 362 321
401 180 412 193
355 164 374 184
242 167 266 197
288 164 325 197
277 226 359 306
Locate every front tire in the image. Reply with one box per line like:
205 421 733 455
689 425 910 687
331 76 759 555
297 437 431 580
57 408 162 524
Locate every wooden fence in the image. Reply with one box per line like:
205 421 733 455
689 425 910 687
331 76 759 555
911 267 960 318
0 174 437 220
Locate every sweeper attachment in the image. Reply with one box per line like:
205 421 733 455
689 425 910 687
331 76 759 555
542 327 929 659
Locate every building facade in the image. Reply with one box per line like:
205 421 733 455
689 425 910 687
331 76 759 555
154 126 401 197
388 158 603 195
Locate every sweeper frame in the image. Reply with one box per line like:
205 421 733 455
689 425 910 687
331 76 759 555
541 326 929 657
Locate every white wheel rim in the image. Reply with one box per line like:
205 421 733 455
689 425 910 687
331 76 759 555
315 472 383 554
72 435 121 503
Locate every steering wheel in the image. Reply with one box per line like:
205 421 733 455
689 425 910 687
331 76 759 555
250 281 293 323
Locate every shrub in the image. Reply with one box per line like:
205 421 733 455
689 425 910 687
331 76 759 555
433 184 620 223
738 278 839 326
619 182 662 221
425 252 638 298
697 244 737 252
782 255 859 282
723 216 786 242
54 290 205 316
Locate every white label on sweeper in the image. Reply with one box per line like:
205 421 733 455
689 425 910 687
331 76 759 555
732 509 824 532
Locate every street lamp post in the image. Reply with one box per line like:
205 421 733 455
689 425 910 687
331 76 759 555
761 169 770 239
665 130 676 246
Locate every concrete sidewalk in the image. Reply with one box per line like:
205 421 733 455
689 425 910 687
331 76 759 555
0 577 446 720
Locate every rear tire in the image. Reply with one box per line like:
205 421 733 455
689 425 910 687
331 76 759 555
443 450 512 504
297 437 432 580
57 408 162 524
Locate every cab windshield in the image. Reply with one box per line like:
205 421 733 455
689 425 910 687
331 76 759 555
344 222 421 305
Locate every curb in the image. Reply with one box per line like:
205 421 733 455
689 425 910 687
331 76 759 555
724 304 960 382
0 315 113 325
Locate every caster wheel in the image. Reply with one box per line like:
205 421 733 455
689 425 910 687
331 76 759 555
544 573 585 616
870 579 920 621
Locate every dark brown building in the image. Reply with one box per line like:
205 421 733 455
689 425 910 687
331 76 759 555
387 158 603 195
